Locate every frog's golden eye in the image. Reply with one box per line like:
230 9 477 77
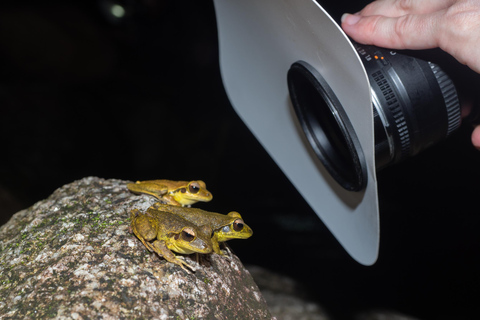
189 182 201 194
233 219 244 232
181 228 196 242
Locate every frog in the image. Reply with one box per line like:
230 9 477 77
127 179 213 207
150 203 253 255
130 207 213 272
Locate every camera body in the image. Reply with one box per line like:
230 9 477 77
214 0 460 265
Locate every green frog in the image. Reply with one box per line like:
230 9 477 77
150 203 253 255
127 179 213 207
130 207 213 272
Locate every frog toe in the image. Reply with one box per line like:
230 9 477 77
178 259 196 273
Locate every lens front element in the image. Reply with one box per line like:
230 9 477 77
288 61 368 192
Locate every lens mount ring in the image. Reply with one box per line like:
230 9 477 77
288 61 367 191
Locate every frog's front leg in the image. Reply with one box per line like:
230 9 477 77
159 194 182 206
211 234 224 255
127 181 168 200
150 240 195 273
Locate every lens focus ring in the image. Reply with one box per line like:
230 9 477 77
428 62 461 136
371 70 410 159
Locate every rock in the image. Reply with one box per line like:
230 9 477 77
0 177 273 320
354 311 421 320
247 265 330 320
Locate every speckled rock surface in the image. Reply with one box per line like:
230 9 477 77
0 177 273 320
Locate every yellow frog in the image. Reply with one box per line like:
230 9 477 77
130 208 213 272
127 179 213 207
151 203 253 255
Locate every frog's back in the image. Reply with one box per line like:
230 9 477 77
152 203 233 229
153 179 187 190
147 208 195 234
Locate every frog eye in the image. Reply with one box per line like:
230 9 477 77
233 219 244 232
189 182 201 194
181 228 196 242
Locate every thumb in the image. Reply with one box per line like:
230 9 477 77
341 12 440 50
471 125 480 150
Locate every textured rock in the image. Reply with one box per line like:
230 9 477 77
248 265 330 320
0 177 273 320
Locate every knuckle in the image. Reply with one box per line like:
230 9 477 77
360 0 385 15
393 15 412 47
394 0 414 13
359 15 383 40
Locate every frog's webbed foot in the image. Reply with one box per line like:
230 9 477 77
151 240 196 273
223 246 232 255
212 247 231 261
220 243 233 258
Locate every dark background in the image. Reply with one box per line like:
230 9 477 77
2 0 480 319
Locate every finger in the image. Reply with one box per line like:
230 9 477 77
471 125 480 150
358 0 456 17
341 12 441 50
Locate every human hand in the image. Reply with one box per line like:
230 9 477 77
341 0 480 149
341 0 480 74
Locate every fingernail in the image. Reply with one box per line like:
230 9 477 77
341 13 361 25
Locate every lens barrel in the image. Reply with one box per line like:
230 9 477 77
288 43 461 191
358 44 461 169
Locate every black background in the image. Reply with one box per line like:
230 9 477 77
2 0 480 319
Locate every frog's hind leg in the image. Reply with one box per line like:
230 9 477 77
127 181 168 200
131 209 158 253
151 240 195 273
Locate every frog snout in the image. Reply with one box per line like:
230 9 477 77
193 239 212 252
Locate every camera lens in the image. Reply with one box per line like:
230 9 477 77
360 44 461 170
288 43 461 191
287 61 367 192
